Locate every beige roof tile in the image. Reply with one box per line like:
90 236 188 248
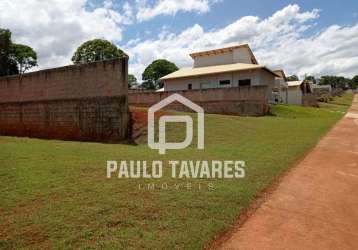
160 63 279 80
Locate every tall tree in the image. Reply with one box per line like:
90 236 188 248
142 59 178 89
72 39 126 64
0 28 37 76
319 75 349 89
10 44 37 74
286 75 299 81
351 75 358 90
0 28 18 76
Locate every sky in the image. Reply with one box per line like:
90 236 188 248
0 0 358 81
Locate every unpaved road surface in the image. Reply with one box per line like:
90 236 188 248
218 95 358 250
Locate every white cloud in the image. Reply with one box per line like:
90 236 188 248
256 24 358 78
1 2 357 80
126 4 358 80
136 0 217 22
0 0 133 69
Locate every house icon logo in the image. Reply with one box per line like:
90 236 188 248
148 94 204 154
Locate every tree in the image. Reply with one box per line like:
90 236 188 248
319 75 349 89
10 44 37 74
0 28 18 76
128 74 138 88
71 39 126 64
142 59 178 89
0 28 37 76
351 75 358 90
304 75 316 84
286 75 299 81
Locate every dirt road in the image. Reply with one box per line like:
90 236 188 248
218 95 358 250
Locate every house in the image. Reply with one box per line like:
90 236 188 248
273 69 288 104
286 80 314 105
160 44 279 101
311 84 332 93
311 84 332 102
286 81 304 105
271 69 317 106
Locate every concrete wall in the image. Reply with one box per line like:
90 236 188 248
193 51 233 68
193 47 253 68
312 85 332 101
274 78 288 104
233 47 254 64
0 58 129 141
260 69 276 101
129 86 269 116
287 86 303 105
280 87 288 104
164 68 273 91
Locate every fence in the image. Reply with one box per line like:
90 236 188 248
128 86 269 116
0 58 129 141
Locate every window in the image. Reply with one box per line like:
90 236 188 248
219 80 231 85
238 79 251 86
188 84 192 90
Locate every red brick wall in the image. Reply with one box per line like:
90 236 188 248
0 58 128 102
128 86 269 116
0 58 129 141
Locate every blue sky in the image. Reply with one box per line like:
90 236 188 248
1 0 357 80
118 0 358 43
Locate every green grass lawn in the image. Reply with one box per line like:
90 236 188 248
318 91 355 112
0 93 353 249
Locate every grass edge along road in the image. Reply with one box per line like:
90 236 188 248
0 93 354 249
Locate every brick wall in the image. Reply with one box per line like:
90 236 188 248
0 58 129 141
128 86 269 116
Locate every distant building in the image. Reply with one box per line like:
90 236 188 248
160 44 279 101
311 84 332 93
311 84 332 102
273 69 316 106
286 81 304 105
273 69 288 104
286 80 314 105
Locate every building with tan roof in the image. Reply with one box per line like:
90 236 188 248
160 44 279 102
